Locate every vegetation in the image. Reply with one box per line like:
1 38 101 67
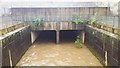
34 17 44 26
117 29 120 36
72 14 84 24
89 16 98 25
88 14 98 26
31 17 44 30
74 36 82 48
0 23 25 35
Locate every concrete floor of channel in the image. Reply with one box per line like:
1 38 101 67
16 40 102 66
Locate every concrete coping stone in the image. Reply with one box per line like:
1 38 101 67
0 25 30 41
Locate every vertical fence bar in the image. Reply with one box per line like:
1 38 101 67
118 2 120 66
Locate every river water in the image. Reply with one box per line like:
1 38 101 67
16 31 102 66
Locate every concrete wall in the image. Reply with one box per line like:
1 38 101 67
31 31 40 43
85 25 119 66
1 26 31 67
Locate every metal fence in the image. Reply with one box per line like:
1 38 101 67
0 7 118 29
1 14 119 29
1 15 23 30
0 16 2 30
91 15 118 28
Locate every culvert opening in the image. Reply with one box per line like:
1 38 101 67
35 30 56 43
60 30 80 43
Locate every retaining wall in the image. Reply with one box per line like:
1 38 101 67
1 26 31 67
85 25 120 66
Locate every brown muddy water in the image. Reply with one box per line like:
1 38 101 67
16 31 102 66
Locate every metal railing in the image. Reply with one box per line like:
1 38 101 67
1 15 119 30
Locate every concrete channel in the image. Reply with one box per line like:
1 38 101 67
16 30 103 66
1 24 119 67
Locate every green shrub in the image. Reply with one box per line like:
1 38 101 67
72 14 84 24
31 17 44 30
35 17 44 26
88 14 98 25
74 36 82 48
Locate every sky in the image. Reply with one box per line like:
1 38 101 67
0 0 120 2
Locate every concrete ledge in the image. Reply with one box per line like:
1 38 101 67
86 25 119 39
0 25 30 41
35 22 84 31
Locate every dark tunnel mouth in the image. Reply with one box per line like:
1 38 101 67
35 30 56 43
59 30 80 43
35 30 81 44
